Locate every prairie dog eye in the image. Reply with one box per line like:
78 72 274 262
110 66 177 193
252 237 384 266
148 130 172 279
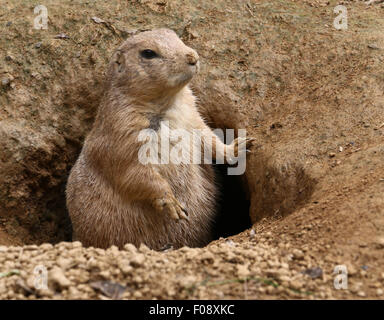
140 49 158 59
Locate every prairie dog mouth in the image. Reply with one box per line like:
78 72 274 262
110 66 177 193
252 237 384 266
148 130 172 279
168 71 194 87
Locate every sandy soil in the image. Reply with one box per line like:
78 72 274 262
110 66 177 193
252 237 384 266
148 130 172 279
0 0 383 299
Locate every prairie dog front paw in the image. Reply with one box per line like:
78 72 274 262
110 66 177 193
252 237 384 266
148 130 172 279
227 137 255 163
152 194 188 220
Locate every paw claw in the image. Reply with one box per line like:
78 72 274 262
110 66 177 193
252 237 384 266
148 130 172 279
181 207 188 216
230 136 256 159
152 195 188 220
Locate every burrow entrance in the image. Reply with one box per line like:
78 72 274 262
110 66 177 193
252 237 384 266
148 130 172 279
0 77 316 248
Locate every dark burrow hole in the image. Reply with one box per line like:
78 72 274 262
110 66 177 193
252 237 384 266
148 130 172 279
38 181 73 244
211 164 252 240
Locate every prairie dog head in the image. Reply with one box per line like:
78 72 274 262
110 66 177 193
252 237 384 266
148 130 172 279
106 28 199 101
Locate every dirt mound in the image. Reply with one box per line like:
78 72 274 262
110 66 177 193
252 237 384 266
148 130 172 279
0 0 383 299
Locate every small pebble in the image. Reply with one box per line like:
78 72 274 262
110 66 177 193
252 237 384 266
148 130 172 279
130 254 145 267
357 291 366 297
292 249 304 260
49 267 71 289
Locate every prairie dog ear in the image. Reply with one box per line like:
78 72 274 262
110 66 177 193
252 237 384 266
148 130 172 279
113 50 125 73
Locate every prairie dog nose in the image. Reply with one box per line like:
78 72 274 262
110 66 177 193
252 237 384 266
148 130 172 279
186 51 199 66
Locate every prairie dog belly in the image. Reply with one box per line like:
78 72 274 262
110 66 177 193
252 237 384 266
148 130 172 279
149 112 218 246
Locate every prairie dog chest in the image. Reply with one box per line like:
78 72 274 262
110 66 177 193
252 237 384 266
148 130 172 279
163 100 197 130
152 101 199 147
140 86 203 167
140 101 203 173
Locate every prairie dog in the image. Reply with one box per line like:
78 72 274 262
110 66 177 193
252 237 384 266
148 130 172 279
66 28 250 250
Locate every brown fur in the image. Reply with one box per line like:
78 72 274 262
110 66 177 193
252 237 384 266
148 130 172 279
66 29 247 250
